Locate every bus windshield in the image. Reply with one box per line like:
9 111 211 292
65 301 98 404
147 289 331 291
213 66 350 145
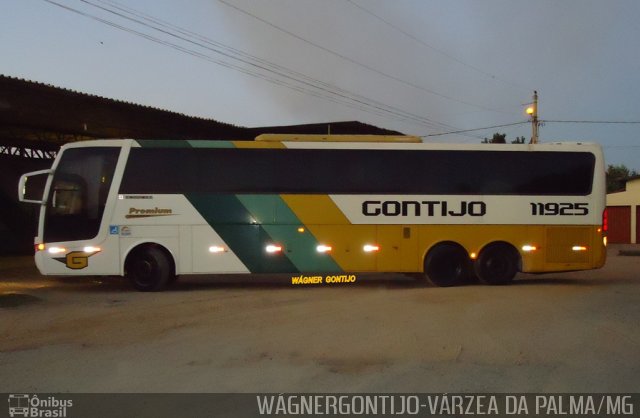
43 147 120 242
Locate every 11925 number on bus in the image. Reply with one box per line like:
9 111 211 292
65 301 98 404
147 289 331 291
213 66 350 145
530 202 589 216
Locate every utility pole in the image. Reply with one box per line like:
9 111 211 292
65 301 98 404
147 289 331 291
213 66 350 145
526 91 539 144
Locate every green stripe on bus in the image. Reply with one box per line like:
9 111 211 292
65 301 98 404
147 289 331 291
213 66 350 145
238 195 342 272
185 193 299 273
136 140 192 148
236 195 278 224
187 140 236 148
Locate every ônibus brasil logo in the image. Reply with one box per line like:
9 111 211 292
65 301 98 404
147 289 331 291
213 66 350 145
8 394 73 417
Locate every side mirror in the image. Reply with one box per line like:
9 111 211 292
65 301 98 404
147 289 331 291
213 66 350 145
18 169 51 204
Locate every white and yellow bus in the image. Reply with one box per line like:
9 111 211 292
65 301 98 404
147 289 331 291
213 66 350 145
18 134 607 291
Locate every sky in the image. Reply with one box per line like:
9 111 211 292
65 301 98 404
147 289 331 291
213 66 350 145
2 0 640 169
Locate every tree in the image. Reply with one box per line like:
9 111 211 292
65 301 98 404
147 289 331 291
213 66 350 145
482 132 506 143
481 133 526 144
606 164 639 193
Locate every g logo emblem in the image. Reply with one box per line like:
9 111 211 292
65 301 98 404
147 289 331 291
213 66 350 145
66 251 89 269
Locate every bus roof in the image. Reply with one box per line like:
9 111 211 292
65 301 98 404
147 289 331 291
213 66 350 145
255 134 422 143
59 138 603 155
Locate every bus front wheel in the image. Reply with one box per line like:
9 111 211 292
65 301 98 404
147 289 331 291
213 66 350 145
475 243 519 285
424 242 469 287
126 245 175 291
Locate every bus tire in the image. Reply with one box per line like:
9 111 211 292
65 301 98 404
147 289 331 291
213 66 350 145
475 243 519 285
424 242 469 287
126 245 174 292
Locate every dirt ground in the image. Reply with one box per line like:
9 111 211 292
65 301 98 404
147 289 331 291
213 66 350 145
1 246 639 393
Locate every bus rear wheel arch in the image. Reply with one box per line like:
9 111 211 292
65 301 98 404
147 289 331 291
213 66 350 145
423 242 471 287
474 242 520 285
125 244 176 291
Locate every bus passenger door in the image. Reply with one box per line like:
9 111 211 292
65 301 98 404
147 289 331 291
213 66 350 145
376 225 419 272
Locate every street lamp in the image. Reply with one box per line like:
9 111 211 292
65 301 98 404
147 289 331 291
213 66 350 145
526 91 539 144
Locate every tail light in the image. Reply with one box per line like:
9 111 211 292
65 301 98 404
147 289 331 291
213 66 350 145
602 208 608 233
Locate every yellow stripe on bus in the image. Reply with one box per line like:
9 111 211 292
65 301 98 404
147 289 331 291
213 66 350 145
280 194 606 274
232 140 285 149
281 194 374 271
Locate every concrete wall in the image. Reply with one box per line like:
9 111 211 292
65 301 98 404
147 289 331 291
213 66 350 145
607 177 640 244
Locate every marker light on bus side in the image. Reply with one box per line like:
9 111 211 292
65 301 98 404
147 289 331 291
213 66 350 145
265 244 283 254
363 244 380 253
316 245 332 253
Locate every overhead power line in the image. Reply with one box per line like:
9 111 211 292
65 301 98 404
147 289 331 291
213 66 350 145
214 0 515 115
424 119 640 140
345 0 532 95
423 121 529 137
543 120 640 124
44 0 460 132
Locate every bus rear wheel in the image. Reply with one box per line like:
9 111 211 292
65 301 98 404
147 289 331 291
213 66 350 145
126 246 175 291
424 243 469 287
475 243 519 285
